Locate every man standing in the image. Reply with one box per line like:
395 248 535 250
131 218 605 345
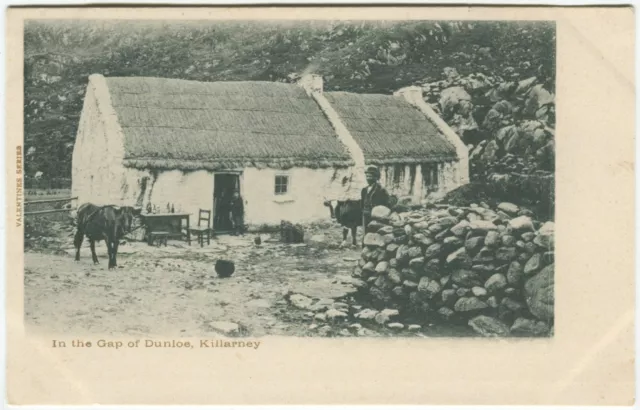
229 190 245 236
361 165 391 232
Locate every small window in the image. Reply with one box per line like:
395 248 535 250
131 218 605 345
275 175 289 195
393 164 404 188
408 165 417 195
422 163 439 189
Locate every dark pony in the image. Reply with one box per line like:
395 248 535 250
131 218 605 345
74 203 141 269
323 199 362 247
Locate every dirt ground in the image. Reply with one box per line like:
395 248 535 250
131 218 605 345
24 224 371 338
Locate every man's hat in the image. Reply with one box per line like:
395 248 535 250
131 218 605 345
365 166 380 177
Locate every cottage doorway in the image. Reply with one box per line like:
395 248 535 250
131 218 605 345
213 173 241 233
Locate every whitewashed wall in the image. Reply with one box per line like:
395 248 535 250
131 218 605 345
71 78 127 206
115 165 353 227
119 168 213 220
440 161 458 192
376 162 456 204
379 164 417 200
242 166 355 226
115 159 458 226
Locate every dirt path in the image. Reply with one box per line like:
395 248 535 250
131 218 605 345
24 232 363 338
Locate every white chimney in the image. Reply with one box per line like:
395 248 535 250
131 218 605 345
393 85 423 105
297 74 323 95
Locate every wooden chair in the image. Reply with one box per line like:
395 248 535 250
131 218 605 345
189 209 212 247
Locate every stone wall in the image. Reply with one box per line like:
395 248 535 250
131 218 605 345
351 203 555 337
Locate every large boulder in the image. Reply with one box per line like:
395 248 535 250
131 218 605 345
497 202 519 215
438 307 455 321
363 233 385 247
409 256 425 270
442 289 458 307
483 99 515 130
484 231 500 247
443 236 463 249
452 269 482 288
498 125 524 154
418 277 441 300
388 269 402 284
362 261 376 273
524 253 542 276
371 206 392 221
524 264 554 321
506 261 524 286
424 243 443 260
407 246 423 259
367 220 387 232
375 309 400 325
515 76 537 97
434 216 458 229
464 236 485 256
522 120 551 150
325 309 348 321
424 258 442 274
382 234 395 245
495 246 517 262
450 220 471 237
510 317 551 336
523 84 555 120
481 140 500 162
375 261 389 274
469 315 511 337
485 273 508 293
355 308 379 320
472 286 488 297
446 247 471 266
389 212 404 226
413 233 434 247
396 244 411 262
508 216 534 231
455 297 489 313
534 221 555 250
440 86 472 117
469 140 487 161
472 246 495 264
469 220 498 233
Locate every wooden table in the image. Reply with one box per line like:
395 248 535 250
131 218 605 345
140 213 191 245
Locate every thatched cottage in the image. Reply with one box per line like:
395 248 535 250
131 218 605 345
72 74 468 229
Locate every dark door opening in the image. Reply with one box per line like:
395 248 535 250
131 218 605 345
213 173 241 232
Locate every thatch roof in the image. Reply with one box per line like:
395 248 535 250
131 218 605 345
324 91 458 165
104 77 354 170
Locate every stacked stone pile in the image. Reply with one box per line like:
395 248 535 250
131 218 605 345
351 202 555 337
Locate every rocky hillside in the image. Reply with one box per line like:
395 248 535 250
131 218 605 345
423 69 555 171
24 20 555 185
422 66 556 219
